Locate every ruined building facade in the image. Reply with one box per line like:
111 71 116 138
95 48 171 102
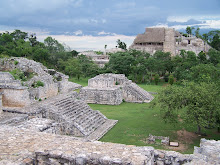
129 27 211 56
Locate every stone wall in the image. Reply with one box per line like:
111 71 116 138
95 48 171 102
88 74 128 88
80 87 122 105
0 126 219 165
163 28 176 56
0 88 31 107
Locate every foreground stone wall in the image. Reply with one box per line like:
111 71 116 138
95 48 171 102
0 126 219 165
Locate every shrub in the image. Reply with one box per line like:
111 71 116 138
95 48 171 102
14 60 19 65
168 74 174 85
154 74 160 85
32 81 44 88
164 73 169 82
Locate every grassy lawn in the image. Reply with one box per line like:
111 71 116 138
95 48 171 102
69 77 89 87
70 77 220 153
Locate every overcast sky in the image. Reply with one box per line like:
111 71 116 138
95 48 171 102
0 0 220 51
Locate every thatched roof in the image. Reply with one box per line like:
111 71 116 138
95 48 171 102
134 28 165 43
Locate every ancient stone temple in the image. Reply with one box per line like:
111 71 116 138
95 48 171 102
79 74 154 105
129 27 211 56
0 57 117 141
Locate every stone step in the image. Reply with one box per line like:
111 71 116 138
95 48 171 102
86 119 118 141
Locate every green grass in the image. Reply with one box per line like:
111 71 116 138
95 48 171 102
70 78 220 153
69 77 89 87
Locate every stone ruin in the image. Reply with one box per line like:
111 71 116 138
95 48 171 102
79 51 110 68
0 58 219 165
79 73 154 105
0 57 82 108
129 27 211 56
0 57 117 141
79 48 125 68
148 134 170 146
0 126 219 164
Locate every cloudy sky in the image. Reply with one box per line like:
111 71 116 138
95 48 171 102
0 0 220 51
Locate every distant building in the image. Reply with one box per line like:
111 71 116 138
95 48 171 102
79 48 125 68
129 27 211 56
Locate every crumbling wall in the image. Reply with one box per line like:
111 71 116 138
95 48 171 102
0 126 219 165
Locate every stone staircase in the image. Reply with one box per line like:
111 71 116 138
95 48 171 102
41 92 118 140
124 82 154 103
1 92 117 140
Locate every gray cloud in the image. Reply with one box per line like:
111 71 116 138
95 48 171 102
0 0 219 36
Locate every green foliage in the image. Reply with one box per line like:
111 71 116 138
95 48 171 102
208 48 220 65
168 74 174 85
186 26 194 36
157 82 220 134
32 81 44 88
189 64 220 83
14 60 19 65
10 69 27 81
154 74 160 85
116 39 127 50
95 51 103 55
164 73 169 82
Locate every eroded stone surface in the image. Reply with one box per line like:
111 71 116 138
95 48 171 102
0 57 82 106
0 126 219 165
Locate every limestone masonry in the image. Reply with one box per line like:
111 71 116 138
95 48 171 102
0 58 219 165
79 74 154 105
129 27 211 56
0 57 117 140
0 57 82 107
0 126 219 164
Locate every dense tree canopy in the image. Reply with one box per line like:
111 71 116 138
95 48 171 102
157 81 220 134
0 30 100 78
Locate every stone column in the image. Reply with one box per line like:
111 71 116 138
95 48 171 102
0 92 3 114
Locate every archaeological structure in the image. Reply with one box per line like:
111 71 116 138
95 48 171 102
0 57 117 140
0 58 219 164
129 27 211 56
79 73 154 105
79 48 125 68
